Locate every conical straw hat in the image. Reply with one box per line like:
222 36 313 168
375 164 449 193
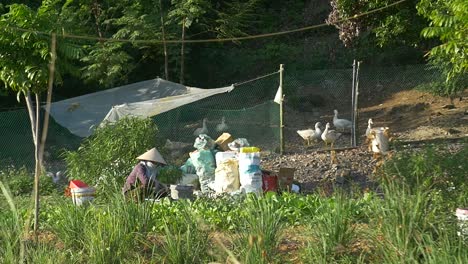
136 148 167 165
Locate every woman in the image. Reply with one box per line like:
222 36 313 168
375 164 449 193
122 148 168 201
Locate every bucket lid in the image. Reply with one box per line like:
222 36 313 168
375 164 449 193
69 180 88 189
456 208 468 216
137 148 167 165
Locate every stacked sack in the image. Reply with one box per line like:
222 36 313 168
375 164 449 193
189 134 216 193
238 147 262 194
213 151 239 193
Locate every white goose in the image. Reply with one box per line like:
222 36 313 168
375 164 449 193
216 116 229 133
297 122 322 145
365 118 374 151
365 118 374 138
193 118 209 136
321 122 342 164
321 122 342 147
333 109 352 132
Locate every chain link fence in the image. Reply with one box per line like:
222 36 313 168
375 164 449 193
283 67 355 151
0 72 281 170
0 64 447 169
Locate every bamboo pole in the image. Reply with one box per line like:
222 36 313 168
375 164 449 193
354 61 361 145
159 0 169 80
279 64 284 154
351 60 356 147
179 18 185 84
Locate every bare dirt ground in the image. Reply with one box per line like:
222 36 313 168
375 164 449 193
262 89 468 193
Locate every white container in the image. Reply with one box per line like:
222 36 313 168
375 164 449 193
71 187 96 206
456 208 468 238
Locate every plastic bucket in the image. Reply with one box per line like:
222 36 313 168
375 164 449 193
456 208 468 238
71 187 96 206
170 184 194 200
262 171 278 193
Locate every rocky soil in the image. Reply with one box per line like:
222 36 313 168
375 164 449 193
262 89 468 193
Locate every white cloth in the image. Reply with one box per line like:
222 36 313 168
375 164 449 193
47 78 234 137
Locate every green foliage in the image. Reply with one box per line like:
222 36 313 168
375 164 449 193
379 144 467 207
0 167 33 196
0 2 82 95
327 0 427 48
63 117 164 193
158 165 183 184
81 42 135 88
305 193 360 263
417 0 468 96
160 203 212 264
2 144 467 263
373 182 434 262
233 194 285 264
0 166 57 196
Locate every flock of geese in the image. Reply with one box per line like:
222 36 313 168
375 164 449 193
173 110 382 164
193 117 229 137
191 110 356 150
297 109 353 148
297 109 363 163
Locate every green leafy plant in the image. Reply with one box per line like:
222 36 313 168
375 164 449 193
160 202 212 264
305 193 359 263
417 0 468 97
63 117 164 195
158 165 183 184
0 166 57 196
233 194 285 264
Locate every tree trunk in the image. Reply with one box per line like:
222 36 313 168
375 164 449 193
33 92 41 238
159 0 169 80
92 0 103 39
33 33 57 236
180 18 185 85
24 91 37 144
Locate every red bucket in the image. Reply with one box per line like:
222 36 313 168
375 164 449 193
262 171 278 192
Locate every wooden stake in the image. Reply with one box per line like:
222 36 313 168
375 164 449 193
279 64 284 154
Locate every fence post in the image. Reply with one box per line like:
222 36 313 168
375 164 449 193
354 61 361 146
351 60 356 147
279 64 285 154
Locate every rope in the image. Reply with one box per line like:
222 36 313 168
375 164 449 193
2 0 408 44
233 71 279 87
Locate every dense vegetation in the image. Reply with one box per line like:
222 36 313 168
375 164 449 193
1 144 467 263
1 0 465 103
0 2 466 262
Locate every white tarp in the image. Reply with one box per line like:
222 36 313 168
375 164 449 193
48 78 234 137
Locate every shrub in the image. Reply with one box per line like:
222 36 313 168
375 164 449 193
0 166 57 196
160 204 212 264
63 117 165 195
158 165 183 184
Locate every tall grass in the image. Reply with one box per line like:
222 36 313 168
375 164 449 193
372 181 433 262
1 144 466 263
304 193 361 263
370 144 468 263
233 194 285 264
0 181 27 263
159 202 212 264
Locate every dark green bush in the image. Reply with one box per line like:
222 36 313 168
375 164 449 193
158 166 183 185
63 117 165 195
0 166 57 196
